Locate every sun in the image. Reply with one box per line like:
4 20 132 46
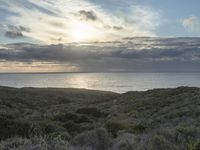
70 21 99 42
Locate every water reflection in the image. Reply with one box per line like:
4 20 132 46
0 73 200 93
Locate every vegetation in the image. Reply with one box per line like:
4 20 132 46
0 86 200 149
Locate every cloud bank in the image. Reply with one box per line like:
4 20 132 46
0 37 200 72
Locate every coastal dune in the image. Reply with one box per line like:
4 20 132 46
0 86 200 150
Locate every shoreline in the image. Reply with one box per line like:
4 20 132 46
0 85 199 93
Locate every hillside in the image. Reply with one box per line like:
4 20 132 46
0 86 200 150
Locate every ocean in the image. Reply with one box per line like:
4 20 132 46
0 72 200 93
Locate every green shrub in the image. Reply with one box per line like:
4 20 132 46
29 121 66 136
105 121 125 137
63 121 82 136
111 133 135 150
177 127 197 143
150 135 175 150
105 121 146 137
56 97 71 104
0 117 30 139
80 123 95 131
54 112 92 123
72 128 110 150
76 107 107 118
0 136 71 150
0 112 18 120
48 131 71 141
127 124 146 133
187 139 200 150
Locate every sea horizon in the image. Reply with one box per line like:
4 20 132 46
1 71 200 74
0 72 200 93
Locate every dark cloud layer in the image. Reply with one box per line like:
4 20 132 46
0 37 200 72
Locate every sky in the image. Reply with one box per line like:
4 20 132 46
0 0 200 72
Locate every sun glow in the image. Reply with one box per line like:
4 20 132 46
70 21 99 42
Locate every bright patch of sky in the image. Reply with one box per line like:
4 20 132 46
0 0 199 44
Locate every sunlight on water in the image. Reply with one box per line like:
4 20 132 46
0 73 200 93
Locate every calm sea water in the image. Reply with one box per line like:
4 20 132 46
0 73 200 93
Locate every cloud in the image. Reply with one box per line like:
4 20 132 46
78 10 98 21
127 6 163 31
0 0 163 44
113 26 123 30
182 16 200 32
5 30 23 38
4 25 30 38
0 37 200 72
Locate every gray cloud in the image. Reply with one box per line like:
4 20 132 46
5 31 23 38
113 26 124 30
0 37 200 72
78 10 98 21
49 21 66 28
7 25 30 32
4 25 30 39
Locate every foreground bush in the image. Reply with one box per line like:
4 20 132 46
1 87 200 149
1 127 200 150
0 136 71 150
0 129 111 150
72 128 111 150
0 116 30 139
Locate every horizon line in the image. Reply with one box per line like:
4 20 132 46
0 71 200 74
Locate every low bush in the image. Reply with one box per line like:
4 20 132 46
72 128 111 150
111 133 136 150
54 112 92 123
127 124 146 134
187 139 200 150
105 121 125 138
0 112 18 120
29 121 67 136
76 107 106 118
0 136 71 150
176 127 199 143
105 122 146 137
63 121 82 136
56 97 71 104
149 134 176 150
0 117 30 139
